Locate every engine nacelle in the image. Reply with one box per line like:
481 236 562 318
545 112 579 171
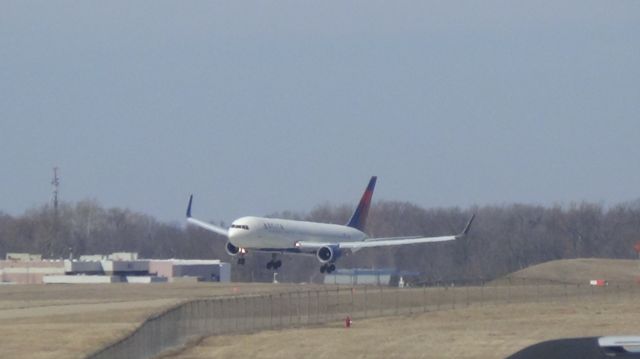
226 241 241 256
317 245 342 264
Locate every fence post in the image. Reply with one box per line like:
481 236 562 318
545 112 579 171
217 298 223 335
269 295 273 329
350 287 355 317
279 293 284 328
395 287 399 315
423 285 427 313
316 290 320 324
249 296 255 331
288 291 293 326
364 285 368 318
466 286 470 307
336 286 340 320
233 297 238 332
296 291 301 326
220 298 226 333
379 285 384 316
451 286 455 309
325 288 329 322
305 290 310 325
245 296 250 332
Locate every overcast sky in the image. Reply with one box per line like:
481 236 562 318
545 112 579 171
1 1 639 223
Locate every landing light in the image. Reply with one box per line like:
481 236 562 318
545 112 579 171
240 248 247 254
294 241 301 248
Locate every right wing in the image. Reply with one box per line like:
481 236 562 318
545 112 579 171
296 234 457 250
344 234 458 248
352 213 476 248
296 214 475 250
185 195 229 237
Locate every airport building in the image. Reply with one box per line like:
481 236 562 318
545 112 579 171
0 256 65 284
323 268 420 286
0 252 230 284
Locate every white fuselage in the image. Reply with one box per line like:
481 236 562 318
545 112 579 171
228 216 367 250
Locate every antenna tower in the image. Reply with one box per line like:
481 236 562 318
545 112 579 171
51 167 60 211
50 167 60 258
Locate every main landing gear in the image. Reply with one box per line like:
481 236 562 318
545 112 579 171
237 257 246 265
320 263 336 274
266 254 281 270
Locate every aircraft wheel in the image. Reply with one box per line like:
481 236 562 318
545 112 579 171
328 264 336 273
274 260 282 269
319 265 326 273
266 262 273 270
237 258 245 265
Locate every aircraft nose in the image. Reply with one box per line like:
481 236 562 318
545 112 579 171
228 226 249 246
228 228 240 241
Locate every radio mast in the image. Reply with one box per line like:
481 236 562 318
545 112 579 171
51 167 60 212
50 167 60 258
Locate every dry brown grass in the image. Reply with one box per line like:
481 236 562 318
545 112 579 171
2 258 639 358
166 258 640 359
168 297 640 359
0 282 306 359
499 258 639 285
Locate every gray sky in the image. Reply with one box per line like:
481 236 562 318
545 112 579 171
1 1 639 223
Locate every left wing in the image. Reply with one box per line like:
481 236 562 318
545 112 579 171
296 214 475 250
185 195 229 237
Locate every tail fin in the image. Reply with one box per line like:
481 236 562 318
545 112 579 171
346 176 377 231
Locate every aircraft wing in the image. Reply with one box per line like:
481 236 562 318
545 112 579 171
296 214 475 250
342 234 458 248
185 195 229 237
296 234 457 250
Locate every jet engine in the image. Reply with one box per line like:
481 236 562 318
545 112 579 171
317 245 341 264
226 241 241 256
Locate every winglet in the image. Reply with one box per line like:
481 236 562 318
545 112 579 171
457 214 476 238
346 176 377 231
186 194 194 218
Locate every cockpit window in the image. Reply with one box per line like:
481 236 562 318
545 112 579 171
231 224 249 230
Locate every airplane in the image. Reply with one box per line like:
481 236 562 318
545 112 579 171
186 176 475 273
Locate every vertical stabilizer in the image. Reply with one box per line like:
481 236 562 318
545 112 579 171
347 176 377 231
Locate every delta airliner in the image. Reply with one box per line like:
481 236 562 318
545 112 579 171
186 176 474 273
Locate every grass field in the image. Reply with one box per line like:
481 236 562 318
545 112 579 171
0 282 305 359
165 298 640 359
164 258 640 359
497 258 640 285
1 258 638 358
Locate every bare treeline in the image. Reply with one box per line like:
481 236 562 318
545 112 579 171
1 199 640 283
0 200 225 261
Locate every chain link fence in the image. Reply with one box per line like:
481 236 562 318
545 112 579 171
86 280 638 359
